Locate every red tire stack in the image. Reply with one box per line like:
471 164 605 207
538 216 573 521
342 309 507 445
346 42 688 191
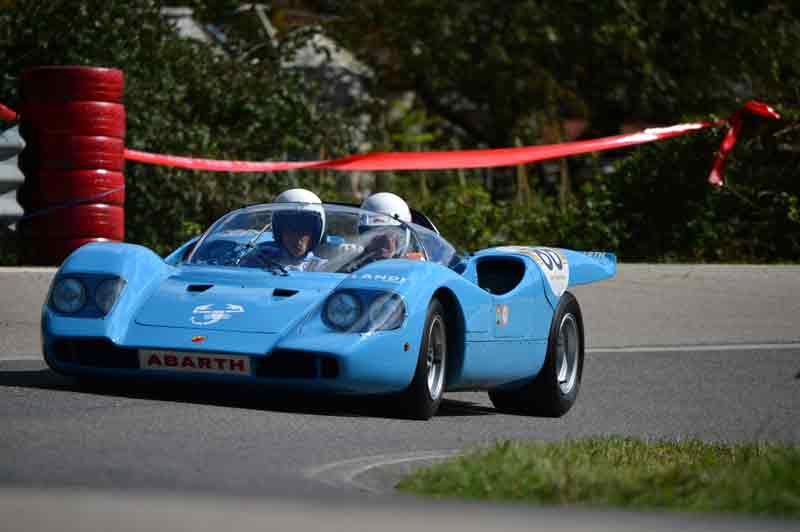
17 66 125 265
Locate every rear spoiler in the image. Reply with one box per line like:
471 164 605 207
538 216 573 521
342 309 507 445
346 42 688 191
564 250 616 287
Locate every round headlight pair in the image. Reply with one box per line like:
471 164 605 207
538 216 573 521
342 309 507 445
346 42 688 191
324 291 405 332
50 277 124 315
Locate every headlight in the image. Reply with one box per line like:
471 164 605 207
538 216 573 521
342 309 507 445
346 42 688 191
51 278 87 314
95 277 125 314
367 293 405 330
323 290 406 332
324 292 362 330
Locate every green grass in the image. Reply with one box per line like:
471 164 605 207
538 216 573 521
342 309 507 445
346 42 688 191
396 437 800 518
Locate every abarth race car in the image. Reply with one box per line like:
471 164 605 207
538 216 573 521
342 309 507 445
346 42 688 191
41 202 615 419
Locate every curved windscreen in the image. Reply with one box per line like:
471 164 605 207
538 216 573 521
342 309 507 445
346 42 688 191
186 203 455 273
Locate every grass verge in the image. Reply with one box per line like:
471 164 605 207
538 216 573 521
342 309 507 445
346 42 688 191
396 437 800 518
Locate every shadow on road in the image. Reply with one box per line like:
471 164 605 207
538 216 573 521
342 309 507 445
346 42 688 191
0 365 496 419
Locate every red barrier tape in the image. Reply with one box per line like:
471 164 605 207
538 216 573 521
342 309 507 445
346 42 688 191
126 123 709 173
0 102 17 122
1 99 781 185
708 101 780 186
123 149 320 172
124 101 779 185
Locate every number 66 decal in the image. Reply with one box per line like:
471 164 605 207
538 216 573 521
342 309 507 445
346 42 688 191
495 246 570 296
533 248 563 271
530 248 568 296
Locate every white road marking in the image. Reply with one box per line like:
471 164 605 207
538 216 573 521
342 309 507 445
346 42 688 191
588 342 800 353
306 450 461 494
0 267 57 273
0 354 44 362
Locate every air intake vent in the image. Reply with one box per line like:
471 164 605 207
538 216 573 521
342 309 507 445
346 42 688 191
187 284 213 292
255 350 339 379
52 339 139 369
273 288 298 298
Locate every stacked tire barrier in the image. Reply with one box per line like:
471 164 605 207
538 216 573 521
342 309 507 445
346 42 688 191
17 66 125 265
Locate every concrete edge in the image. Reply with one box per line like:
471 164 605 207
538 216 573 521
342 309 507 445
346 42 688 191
0 486 796 532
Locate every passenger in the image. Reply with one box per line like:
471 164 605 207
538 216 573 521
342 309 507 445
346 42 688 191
361 192 412 224
359 192 425 261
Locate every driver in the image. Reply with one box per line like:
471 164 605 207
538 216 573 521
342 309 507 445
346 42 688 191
240 188 328 272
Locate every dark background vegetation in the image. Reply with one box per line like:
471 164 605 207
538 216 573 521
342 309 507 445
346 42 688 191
1 0 798 262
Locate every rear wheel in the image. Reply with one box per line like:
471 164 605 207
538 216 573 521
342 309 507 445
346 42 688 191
399 298 447 420
489 291 584 417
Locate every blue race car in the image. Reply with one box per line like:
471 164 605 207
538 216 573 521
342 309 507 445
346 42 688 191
41 201 615 419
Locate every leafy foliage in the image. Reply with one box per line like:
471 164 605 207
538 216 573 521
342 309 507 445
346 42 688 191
407 177 619 254
604 110 800 262
392 104 798 263
322 0 800 147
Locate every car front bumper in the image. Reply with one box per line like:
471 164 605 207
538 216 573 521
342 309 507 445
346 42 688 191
42 312 422 395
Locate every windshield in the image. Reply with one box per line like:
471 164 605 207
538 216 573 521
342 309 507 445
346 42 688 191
186 203 435 273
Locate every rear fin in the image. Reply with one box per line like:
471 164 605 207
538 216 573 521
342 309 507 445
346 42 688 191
563 250 616 287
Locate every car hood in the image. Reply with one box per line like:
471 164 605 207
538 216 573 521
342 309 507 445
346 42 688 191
134 267 344 334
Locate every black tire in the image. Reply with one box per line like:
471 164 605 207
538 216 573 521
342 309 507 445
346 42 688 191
399 298 447 420
489 291 585 417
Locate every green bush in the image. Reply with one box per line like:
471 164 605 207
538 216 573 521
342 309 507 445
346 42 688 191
603 110 800 262
390 109 798 263
395 174 648 258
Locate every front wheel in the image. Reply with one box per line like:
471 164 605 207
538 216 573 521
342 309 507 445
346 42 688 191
489 291 584 417
398 298 447 420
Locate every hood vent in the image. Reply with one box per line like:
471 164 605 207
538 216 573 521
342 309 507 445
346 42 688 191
187 284 213 292
273 288 298 298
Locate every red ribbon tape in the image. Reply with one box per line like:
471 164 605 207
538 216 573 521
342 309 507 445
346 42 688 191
1 99 781 185
125 122 709 173
708 100 781 186
0 103 18 122
123 149 319 173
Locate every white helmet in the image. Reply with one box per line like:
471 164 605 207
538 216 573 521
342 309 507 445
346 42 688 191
360 192 412 223
272 188 326 251
274 188 322 204
359 192 413 256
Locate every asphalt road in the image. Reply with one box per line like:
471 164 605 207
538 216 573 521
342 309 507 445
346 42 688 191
1 265 798 531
